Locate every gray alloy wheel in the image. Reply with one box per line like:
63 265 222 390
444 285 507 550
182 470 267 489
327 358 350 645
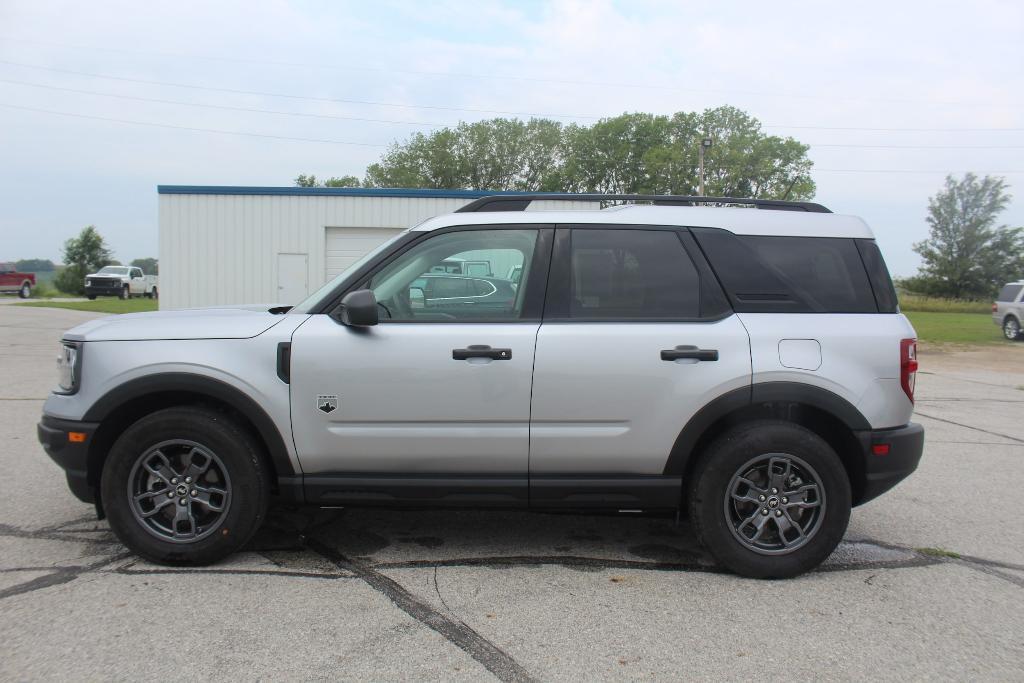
1004 317 1021 340
127 439 232 543
725 452 826 555
18 282 31 299
120 285 129 300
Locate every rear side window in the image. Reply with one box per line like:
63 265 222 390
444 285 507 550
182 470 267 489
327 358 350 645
692 228 878 313
569 229 700 319
997 284 1023 302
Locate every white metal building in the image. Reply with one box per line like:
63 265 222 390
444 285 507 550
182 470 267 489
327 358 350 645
157 186 594 310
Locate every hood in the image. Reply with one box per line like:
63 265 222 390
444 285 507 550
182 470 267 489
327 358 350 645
63 306 289 342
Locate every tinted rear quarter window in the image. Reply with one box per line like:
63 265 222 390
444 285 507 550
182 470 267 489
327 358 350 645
997 284 1023 302
692 228 879 313
855 239 899 313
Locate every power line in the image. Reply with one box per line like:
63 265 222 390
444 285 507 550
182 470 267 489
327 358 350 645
0 103 388 146
0 35 1002 108
0 78 448 127
765 124 1024 133
0 59 605 120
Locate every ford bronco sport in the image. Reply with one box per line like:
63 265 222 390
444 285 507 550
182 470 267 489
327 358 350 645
37 194 924 578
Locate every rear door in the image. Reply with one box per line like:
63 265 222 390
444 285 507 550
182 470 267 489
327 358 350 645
529 226 751 507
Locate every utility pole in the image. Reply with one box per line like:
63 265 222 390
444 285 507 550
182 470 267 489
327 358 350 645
699 137 713 196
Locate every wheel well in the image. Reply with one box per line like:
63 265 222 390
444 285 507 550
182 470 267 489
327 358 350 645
86 391 280 493
680 402 866 505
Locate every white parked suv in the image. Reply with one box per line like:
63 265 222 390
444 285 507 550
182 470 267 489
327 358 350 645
38 194 924 578
993 281 1023 340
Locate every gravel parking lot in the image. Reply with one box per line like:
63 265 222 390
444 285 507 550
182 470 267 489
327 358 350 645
2 302 1023 681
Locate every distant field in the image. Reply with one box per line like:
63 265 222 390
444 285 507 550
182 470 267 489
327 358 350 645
17 298 158 314
898 294 992 314
903 310 1008 345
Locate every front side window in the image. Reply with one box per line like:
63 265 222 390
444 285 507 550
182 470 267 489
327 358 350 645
369 229 538 321
569 229 700 319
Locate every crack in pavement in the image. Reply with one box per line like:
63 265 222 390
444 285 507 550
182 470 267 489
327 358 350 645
305 537 539 683
914 410 1024 444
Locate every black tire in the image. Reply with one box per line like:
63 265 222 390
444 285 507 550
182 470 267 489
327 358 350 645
101 406 270 565
120 285 129 300
1004 316 1022 341
87 295 97 300
687 420 851 579
151 287 158 300
18 282 31 299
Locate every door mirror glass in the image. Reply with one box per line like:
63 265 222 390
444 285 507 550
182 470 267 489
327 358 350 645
336 289 379 327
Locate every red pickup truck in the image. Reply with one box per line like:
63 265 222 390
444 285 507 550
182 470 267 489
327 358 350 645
0 263 35 298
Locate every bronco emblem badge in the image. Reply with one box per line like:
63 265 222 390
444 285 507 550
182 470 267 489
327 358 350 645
316 395 338 414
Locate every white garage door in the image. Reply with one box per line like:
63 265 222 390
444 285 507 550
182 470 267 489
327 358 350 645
324 227 405 281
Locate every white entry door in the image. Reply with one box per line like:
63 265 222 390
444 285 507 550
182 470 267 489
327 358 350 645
277 253 309 305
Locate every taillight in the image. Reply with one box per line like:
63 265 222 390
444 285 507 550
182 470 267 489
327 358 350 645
900 338 918 403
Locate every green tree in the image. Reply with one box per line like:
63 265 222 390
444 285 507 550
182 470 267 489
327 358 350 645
905 174 1023 299
14 258 55 272
54 226 115 295
359 107 814 199
294 174 361 188
130 257 158 275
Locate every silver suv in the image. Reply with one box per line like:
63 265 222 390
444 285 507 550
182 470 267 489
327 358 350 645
37 194 924 578
994 281 1024 340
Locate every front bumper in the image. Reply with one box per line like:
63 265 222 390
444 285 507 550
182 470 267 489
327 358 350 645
855 422 925 505
37 415 99 504
85 283 124 296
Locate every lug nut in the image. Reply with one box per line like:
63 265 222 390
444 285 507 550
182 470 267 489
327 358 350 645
178 498 187 505
190 489 198 496
185 477 192 484
775 510 783 517
167 492 174 498
758 495 766 501
782 497 788 504
771 488 778 494
171 478 178 485
761 508 769 515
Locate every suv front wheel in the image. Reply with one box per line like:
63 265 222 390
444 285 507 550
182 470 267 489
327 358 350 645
101 406 269 565
688 421 851 579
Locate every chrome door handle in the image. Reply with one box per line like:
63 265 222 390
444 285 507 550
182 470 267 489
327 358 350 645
661 345 719 361
453 345 511 360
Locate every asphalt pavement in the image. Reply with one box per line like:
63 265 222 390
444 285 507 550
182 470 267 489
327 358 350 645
2 302 1022 681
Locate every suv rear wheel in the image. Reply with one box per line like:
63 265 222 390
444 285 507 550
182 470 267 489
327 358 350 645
688 421 851 579
1004 316 1021 341
101 406 269 565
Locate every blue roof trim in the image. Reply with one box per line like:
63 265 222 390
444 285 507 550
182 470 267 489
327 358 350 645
157 186 553 198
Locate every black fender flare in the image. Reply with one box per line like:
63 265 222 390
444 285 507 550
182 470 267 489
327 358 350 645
662 381 871 475
82 373 297 478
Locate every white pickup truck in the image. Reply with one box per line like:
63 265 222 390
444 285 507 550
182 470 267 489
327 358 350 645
84 266 158 300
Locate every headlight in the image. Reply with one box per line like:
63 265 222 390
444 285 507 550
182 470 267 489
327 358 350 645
56 342 80 394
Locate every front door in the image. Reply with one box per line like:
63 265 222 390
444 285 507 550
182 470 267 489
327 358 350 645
528 226 751 507
289 226 551 505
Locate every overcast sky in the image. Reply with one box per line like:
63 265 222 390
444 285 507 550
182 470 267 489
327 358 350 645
1 0 1022 277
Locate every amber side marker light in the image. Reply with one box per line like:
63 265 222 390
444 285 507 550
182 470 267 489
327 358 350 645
68 432 87 443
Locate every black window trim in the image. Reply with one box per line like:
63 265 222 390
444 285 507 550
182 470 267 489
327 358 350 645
317 223 555 324
543 224 733 324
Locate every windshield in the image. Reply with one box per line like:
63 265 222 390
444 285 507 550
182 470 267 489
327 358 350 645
290 231 409 314
97 266 129 275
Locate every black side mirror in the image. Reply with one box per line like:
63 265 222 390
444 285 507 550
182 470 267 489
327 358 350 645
337 289 379 327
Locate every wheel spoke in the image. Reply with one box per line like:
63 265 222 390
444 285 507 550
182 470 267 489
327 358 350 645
142 450 177 485
133 489 175 518
192 485 227 512
731 476 768 504
768 456 792 489
748 513 772 542
172 500 197 538
184 448 213 480
773 510 806 547
783 483 821 509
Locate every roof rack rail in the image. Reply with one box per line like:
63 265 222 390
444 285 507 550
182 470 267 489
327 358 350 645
455 193 831 214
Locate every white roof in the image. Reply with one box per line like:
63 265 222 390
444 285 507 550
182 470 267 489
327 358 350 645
412 204 875 239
